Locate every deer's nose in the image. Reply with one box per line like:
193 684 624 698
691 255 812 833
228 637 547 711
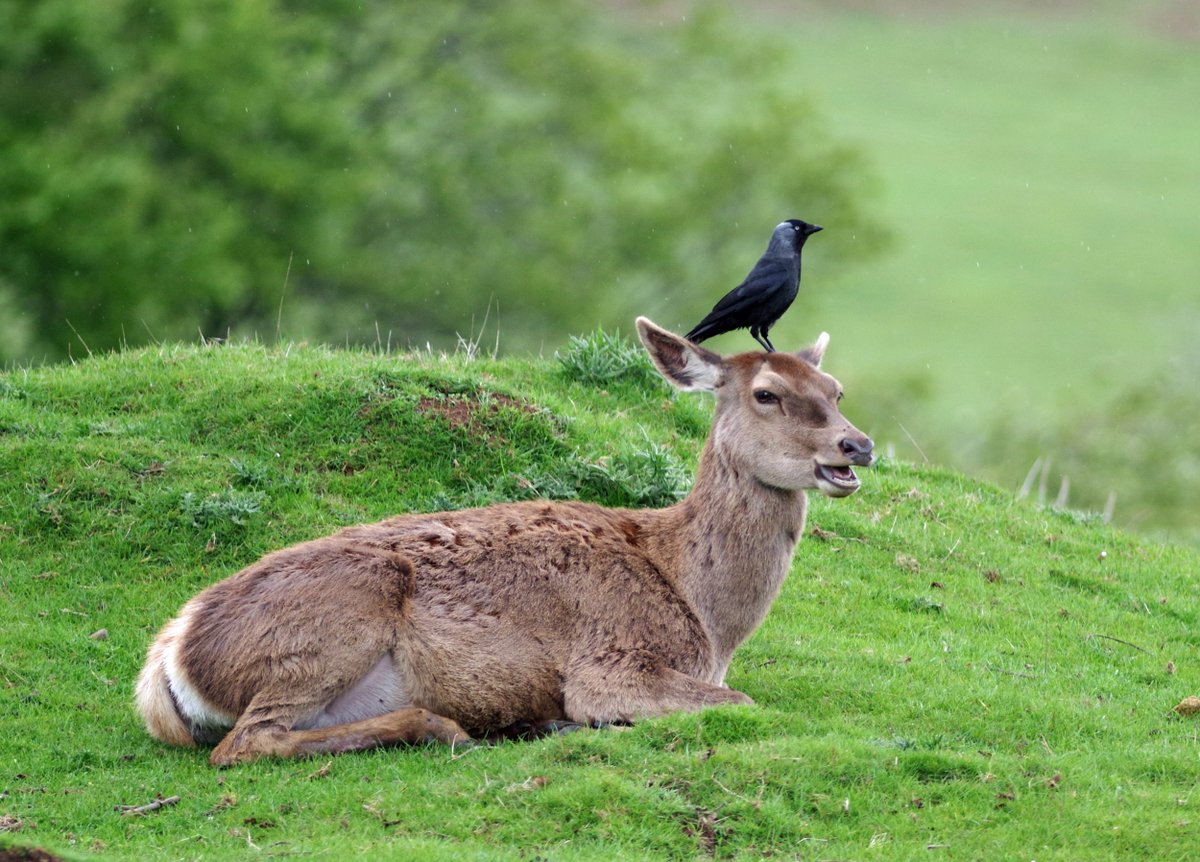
840 435 874 465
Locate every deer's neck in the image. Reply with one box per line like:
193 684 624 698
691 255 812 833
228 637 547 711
654 440 808 679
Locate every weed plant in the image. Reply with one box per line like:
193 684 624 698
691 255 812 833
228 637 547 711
556 329 661 389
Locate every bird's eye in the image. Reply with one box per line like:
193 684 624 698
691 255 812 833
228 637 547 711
754 390 779 405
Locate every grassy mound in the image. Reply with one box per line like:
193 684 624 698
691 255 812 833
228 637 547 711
1 339 1197 861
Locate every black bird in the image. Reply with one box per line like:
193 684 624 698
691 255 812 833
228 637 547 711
685 219 823 352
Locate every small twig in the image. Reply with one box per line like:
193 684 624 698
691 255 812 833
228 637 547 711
304 760 333 780
117 795 181 816
1084 633 1151 655
140 318 161 346
492 297 501 360
276 250 294 343
449 738 479 760
896 421 928 464
65 319 93 358
810 525 865 544
712 777 752 804
985 664 1037 680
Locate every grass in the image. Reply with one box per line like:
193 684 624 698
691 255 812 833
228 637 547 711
2 337 1199 860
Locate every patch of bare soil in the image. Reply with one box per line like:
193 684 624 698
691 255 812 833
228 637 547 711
0 848 65 862
416 393 540 439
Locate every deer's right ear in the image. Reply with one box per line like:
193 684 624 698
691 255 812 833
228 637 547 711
636 317 725 392
796 332 830 368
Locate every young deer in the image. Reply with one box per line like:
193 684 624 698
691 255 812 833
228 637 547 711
136 318 874 765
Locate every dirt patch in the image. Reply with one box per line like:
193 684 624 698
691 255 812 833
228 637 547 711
415 392 540 438
0 848 65 862
680 808 723 857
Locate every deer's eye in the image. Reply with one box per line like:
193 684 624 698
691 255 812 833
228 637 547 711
836 391 844 403
753 390 779 405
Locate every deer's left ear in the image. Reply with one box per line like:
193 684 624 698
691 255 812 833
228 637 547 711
636 317 726 392
796 332 830 368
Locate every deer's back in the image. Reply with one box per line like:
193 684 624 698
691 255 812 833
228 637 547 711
346 500 710 667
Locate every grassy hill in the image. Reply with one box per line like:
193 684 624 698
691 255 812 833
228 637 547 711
2 338 1198 861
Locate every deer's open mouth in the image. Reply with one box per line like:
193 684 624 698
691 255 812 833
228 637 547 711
814 462 860 497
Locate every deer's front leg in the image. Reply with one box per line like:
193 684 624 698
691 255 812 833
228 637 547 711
561 647 752 727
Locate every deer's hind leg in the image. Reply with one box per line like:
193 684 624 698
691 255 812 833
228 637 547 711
562 647 752 727
210 704 471 766
207 647 474 765
195 541 471 765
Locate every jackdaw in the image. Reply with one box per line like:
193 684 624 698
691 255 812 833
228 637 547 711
685 219 823 352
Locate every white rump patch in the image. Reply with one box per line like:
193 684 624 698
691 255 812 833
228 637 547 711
162 608 235 732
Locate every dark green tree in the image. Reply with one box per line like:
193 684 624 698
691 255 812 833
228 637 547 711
0 0 886 363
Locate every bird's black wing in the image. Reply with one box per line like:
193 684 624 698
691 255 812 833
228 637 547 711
685 263 791 342
706 258 792 313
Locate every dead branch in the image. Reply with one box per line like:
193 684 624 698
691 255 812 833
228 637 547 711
1083 633 1151 655
116 795 181 816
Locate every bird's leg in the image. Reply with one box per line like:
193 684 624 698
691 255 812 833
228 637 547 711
754 327 776 353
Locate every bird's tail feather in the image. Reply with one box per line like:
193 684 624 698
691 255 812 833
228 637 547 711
684 323 712 344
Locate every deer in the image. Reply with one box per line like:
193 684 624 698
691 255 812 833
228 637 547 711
135 318 874 766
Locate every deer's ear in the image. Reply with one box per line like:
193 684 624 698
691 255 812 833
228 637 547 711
636 317 725 392
796 332 830 368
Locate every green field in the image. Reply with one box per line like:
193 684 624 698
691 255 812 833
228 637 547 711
663 4 1200 537
724 3 1200 419
2 339 1199 860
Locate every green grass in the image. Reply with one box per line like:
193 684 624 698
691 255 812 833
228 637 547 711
2 340 1199 860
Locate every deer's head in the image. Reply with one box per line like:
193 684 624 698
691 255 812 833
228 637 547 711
637 317 874 498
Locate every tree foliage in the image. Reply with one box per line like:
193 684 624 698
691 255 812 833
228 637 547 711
0 0 886 362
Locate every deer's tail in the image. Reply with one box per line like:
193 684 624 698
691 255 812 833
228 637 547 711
134 616 197 748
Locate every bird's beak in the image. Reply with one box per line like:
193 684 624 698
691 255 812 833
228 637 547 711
807 224 824 235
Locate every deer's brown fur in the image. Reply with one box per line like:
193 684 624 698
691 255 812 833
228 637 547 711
135 318 874 765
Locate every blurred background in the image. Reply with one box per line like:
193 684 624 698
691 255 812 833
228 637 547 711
2 0 1197 543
